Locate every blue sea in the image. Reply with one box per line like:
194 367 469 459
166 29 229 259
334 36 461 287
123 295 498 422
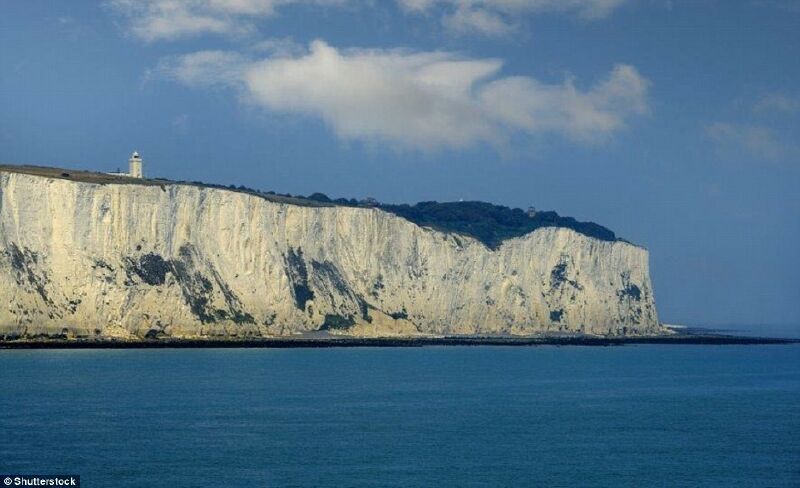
1 344 799 487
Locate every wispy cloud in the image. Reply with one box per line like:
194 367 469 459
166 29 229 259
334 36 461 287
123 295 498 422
753 93 800 114
149 50 249 87
153 40 649 150
754 0 800 14
107 0 350 41
398 0 628 19
107 0 629 41
172 114 190 133
706 122 795 161
708 90 800 163
441 5 516 37
400 0 629 36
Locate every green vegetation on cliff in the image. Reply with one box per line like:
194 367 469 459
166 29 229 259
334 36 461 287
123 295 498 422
376 201 617 249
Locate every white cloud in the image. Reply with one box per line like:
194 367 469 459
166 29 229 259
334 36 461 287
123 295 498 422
155 40 649 150
481 64 649 143
108 0 628 41
706 122 794 161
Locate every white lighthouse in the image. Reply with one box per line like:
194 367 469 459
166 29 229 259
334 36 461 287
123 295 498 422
128 151 143 178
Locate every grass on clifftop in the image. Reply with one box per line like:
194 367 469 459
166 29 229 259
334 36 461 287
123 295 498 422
0 164 621 249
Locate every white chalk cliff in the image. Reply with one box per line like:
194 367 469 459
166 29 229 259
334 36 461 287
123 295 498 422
0 170 662 339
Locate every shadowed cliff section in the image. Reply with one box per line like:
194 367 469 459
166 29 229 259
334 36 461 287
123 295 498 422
124 245 255 326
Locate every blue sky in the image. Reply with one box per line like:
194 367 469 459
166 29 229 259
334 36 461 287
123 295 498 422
1 0 799 329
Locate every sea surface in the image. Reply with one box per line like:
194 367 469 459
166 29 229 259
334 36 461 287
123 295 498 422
1 344 799 487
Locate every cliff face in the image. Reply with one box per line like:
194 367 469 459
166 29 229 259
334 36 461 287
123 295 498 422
0 170 662 339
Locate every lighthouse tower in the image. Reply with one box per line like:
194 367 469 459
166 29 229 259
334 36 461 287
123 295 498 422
128 151 143 178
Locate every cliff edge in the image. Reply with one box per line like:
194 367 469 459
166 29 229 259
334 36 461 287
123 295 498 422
0 166 663 340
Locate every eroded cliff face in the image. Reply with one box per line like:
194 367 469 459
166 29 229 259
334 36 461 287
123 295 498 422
0 171 662 339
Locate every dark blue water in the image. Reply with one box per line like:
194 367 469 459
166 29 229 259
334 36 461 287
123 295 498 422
1 345 799 487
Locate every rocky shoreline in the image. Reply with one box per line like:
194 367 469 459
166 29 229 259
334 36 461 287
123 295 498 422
1 334 796 349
